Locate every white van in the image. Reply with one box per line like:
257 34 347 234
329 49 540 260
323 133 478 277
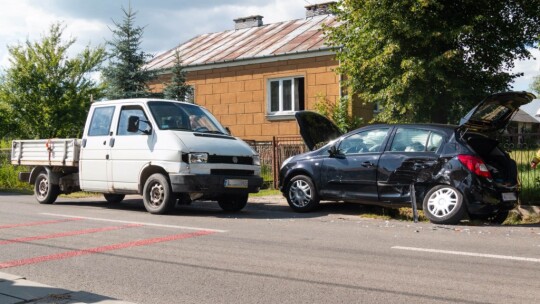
12 99 263 214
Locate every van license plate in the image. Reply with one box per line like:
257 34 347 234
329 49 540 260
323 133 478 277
224 179 248 188
502 192 517 201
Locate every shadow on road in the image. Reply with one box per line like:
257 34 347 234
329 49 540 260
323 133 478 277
36 195 540 227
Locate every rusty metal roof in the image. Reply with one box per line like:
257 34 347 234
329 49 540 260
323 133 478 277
146 14 337 71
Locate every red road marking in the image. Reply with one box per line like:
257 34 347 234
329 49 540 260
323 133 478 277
0 230 215 269
0 218 83 229
0 224 142 245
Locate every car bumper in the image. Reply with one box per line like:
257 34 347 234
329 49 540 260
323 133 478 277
464 184 518 215
169 174 263 195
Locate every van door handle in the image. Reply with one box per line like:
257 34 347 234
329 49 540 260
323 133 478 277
109 138 115 147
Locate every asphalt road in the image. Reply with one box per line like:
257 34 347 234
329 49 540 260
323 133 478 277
1 193 539 304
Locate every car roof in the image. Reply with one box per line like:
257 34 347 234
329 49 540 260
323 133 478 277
348 123 457 137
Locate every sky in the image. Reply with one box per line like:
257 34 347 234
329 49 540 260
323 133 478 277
0 0 539 93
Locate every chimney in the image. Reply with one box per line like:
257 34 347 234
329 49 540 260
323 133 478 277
234 15 263 30
305 1 335 18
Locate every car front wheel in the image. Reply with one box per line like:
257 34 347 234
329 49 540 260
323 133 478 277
286 175 319 212
423 185 465 225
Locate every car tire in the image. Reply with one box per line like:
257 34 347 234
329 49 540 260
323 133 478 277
104 194 125 203
285 175 319 212
218 194 248 212
142 173 175 214
34 172 60 204
422 185 465 225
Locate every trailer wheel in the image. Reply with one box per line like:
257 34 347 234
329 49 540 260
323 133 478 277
34 172 59 204
142 173 175 214
104 194 125 203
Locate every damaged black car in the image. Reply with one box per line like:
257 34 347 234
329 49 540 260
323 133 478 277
278 91 535 225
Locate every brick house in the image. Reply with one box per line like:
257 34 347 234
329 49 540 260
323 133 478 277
146 2 374 141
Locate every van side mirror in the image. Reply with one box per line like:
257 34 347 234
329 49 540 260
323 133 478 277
127 116 140 132
127 116 151 135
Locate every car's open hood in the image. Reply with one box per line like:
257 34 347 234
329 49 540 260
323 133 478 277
458 91 536 133
294 111 343 151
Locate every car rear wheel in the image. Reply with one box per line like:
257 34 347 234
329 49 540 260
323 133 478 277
34 172 60 204
423 185 465 225
143 173 175 214
286 175 319 212
104 194 125 203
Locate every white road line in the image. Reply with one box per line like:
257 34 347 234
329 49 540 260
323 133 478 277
392 246 540 263
41 213 227 233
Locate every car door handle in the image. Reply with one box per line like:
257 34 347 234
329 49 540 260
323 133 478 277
109 138 115 147
361 161 375 167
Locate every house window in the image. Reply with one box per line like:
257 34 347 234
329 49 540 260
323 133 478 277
267 77 305 115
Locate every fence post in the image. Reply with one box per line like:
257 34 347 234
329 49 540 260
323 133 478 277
272 136 278 189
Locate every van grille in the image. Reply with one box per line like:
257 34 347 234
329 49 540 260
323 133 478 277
208 155 253 165
210 169 254 176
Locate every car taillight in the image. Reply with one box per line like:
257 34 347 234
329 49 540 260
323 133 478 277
457 154 492 179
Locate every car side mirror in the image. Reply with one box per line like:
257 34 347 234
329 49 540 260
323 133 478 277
328 145 343 158
225 127 232 135
127 116 151 135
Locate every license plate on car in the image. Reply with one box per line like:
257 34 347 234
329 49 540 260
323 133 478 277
224 179 248 188
502 192 517 201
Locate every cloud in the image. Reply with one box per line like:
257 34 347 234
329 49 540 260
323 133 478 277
511 48 540 92
0 0 309 68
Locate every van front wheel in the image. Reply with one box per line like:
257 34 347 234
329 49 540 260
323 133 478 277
143 174 175 214
218 194 248 212
104 194 125 203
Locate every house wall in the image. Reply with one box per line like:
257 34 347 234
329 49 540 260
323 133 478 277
149 55 374 141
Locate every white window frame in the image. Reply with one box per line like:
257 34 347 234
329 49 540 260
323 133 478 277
266 76 304 117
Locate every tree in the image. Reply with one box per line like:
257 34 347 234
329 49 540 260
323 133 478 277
101 4 155 99
162 50 193 102
314 94 362 133
0 23 105 138
325 0 540 124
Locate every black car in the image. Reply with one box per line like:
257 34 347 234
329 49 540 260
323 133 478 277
278 91 536 224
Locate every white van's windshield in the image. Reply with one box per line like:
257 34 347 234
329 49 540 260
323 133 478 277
147 101 228 135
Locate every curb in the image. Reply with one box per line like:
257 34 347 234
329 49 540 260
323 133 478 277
0 272 135 304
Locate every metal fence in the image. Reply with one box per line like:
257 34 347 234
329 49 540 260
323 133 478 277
246 136 308 189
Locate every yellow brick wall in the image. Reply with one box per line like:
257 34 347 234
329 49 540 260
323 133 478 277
150 55 346 141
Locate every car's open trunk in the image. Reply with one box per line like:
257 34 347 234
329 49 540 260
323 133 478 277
463 134 518 186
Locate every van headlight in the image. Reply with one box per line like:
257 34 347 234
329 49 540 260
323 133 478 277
253 155 261 166
189 153 208 163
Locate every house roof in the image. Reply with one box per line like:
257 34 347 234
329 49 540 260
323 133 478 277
513 99 540 123
146 14 337 72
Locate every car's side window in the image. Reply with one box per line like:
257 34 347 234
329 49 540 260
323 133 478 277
390 128 430 152
427 132 444 152
339 128 390 154
88 106 115 136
